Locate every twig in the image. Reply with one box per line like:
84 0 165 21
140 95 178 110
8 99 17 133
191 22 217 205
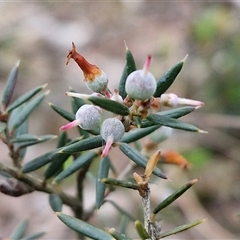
0 162 82 211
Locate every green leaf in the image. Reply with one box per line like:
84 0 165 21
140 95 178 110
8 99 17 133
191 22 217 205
0 122 7 134
147 114 205 132
154 56 187 97
44 154 71 180
48 102 75 122
119 143 167 179
2 61 20 110
57 212 114 240
134 220 150 240
59 135 103 154
14 117 29 160
21 150 60 173
121 125 160 143
101 177 139 191
96 156 111 209
11 134 57 148
105 200 136 221
10 91 48 132
49 193 63 212
69 88 86 111
7 84 48 113
118 43 137 99
88 96 130 116
152 178 199 215
57 131 68 148
20 232 46 240
10 218 28 240
53 151 97 183
106 228 131 240
159 219 206 238
141 106 196 128
44 132 70 180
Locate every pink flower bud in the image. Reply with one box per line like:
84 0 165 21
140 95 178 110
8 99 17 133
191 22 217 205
125 55 156 100
100 118 125 157
60 104 102 131
160 93 204 107
110 89 123 103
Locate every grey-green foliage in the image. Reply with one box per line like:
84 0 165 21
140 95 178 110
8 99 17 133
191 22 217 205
0 46 205 240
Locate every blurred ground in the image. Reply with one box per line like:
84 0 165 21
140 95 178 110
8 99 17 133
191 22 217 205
0 1 240 239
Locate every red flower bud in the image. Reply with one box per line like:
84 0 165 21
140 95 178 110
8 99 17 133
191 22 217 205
66 42 108 94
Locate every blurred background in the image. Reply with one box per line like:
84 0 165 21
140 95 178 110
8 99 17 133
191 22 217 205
0 1 240 239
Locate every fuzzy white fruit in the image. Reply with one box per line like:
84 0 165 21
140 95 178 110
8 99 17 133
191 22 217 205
101 118 125 142
125 70 156 100
76 104 102 130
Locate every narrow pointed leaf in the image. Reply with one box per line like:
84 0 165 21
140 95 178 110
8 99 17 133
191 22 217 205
11 134 56 144
20 232 46 240
7 84 48 112
106 228 131 240
10 91 48 132
16 135 57 149
119 143 167 179
147 114 203 132
88 96 130 116
152 178 199 215
14 117 28 159
141 106 196 128
44 132 70 180
96 156 110 209
134 220 150 240
2 61 20 109
57 131 68 148
159 219 206 238
105 200 136 221
118 44 136 99
154 56 186 97
57 212 114 240
59 135 102 154
44 154 70 180
102 178 140 191
21 150 60 173
10 218 28 240
0 122 7 134
53 151 97 183
48 102 75 122
49 193 63 212
121 125 160 143
69 88 86 110
8 104 24 131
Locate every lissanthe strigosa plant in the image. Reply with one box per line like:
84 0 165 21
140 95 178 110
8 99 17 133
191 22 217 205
0 42 206 240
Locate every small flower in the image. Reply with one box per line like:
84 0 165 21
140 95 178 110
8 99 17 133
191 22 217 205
60 104 102 131
110 89 123 103
66 42 110 96
100 118 125 157
125 55 157 100
160 93 204 107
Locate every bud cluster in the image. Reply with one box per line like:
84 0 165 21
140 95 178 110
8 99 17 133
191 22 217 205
60 42 204 157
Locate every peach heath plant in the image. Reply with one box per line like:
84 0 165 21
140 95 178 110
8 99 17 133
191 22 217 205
0 42 206 240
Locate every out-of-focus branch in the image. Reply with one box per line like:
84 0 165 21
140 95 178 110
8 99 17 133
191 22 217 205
0 162 82 211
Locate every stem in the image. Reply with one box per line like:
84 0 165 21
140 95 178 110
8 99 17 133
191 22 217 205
4 127 21 168
0 162 82 210
141 184 160 240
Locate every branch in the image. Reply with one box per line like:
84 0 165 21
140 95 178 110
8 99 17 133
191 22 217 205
0 162 82 211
